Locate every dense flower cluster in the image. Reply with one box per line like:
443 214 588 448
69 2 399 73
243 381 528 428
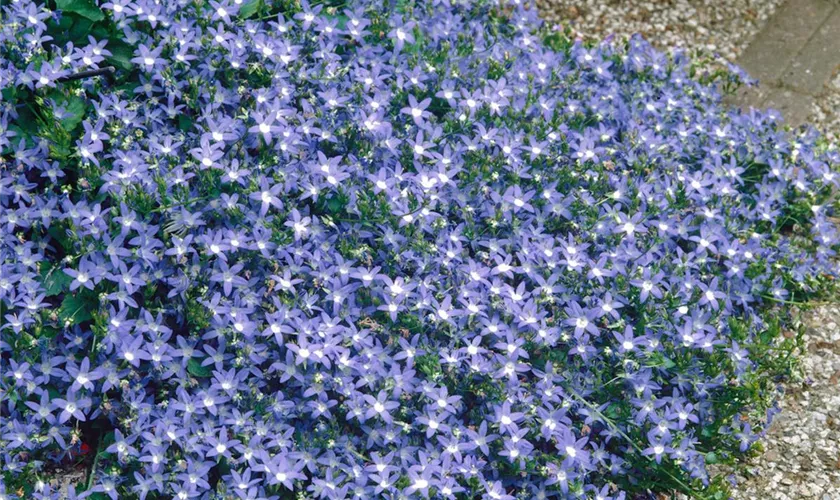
1 0 838 498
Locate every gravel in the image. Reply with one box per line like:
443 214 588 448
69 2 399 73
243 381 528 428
535 0 784 62
534 1 840 498
729 306 840 499
534 0 840 140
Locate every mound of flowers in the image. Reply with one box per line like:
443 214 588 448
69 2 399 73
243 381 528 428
1 0 838 498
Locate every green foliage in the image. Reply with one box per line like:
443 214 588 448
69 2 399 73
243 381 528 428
188 358 214 378
240 0 264 19
39 263 73 297
105 39 136 71
55 0 106 22
53 93 87 133
58 292 95 325
416 351 442 380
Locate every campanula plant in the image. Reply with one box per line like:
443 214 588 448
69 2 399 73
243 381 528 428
0 0 838 498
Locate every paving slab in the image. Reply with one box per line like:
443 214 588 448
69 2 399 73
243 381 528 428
761 87 816 126
736 0 835 84
728 0 840 126
727 83 774 111
780 8 840 96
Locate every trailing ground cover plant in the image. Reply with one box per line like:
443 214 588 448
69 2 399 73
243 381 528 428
0 0 838 498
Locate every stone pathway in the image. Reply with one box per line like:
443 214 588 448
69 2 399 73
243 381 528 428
729 0 840 128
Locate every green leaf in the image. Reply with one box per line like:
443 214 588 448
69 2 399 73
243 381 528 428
327 196 345 215
705 452 719 464
57 95 87 133
7 98 40 139
178 114 193 132
43 12 78 46
326 13 349 31
644 352 676 370
6 124 34 148
38 325 62 340
106 39 135 72
56 0 105 22
68 16 95 43
47 223 74 253
239 0 262 19
98 431 117 449
39 263 73 297
603 403 622 420
1 86 17 102
187 358 213 378
56 12 76 31
90 24 111 40
58 294 94 325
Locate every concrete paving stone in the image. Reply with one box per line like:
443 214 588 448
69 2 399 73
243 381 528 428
737 0 835 84
780 8 840 95
761 87 815 126
724 81 774 110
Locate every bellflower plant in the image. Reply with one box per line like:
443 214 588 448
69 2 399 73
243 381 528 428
1 0 839 499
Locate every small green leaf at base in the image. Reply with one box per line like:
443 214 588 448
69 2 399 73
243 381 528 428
58 293 94 325
56 0 105 22
188 358 213 378
40 263 73 297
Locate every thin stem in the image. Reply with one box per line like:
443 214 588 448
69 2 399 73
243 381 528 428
57 66 116 84
761 294 830 307
86 438 105 490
